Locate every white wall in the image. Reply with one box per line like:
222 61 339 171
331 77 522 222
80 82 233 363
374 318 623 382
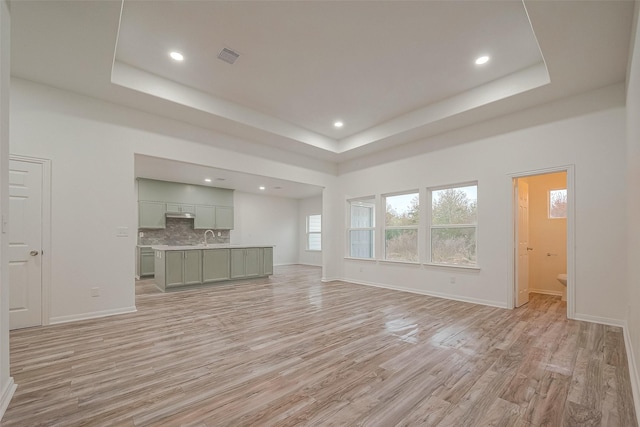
326 85 628 323
626 0 640 415
231 191 298 266
298 195 322 266
9 78 334 322
0 0 14 419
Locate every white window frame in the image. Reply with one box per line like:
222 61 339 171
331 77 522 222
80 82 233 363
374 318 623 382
548 188 567 219
347 197 376 259
306 214 322 251
383 190 419 263
427 182 478 268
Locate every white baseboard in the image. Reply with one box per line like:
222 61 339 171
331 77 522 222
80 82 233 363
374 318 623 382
0 377 16 421
50 306 137 325
622 322 640 425
335 277 507 309
529 289 563 297
572 313 626 327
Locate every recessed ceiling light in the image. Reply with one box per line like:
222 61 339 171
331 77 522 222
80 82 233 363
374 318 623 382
204 178 212 183
475 55 490 65
334 121 343 128
259 186 266 190
170 51 184 61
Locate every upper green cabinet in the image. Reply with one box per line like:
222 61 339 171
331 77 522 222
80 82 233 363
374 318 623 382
138 179 234 230
193 205 234 230
139 201 166 229
166 203 195 214
215 206 234 230
138 179 233 207
194 205 215 229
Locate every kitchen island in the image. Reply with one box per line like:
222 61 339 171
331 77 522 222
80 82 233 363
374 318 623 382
152 244 274 291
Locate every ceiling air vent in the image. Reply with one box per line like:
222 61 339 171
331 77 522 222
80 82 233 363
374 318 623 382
217 48 240 65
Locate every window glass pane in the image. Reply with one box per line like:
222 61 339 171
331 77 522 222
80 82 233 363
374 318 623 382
431 227 476 265
385 229 418 262
308 233 321 251
350 230 373 258
308 214 321 232
432 185 477 225
351 203 374 228
549 189 567 218
386 193 419 226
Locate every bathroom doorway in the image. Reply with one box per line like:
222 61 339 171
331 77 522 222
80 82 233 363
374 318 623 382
509 166 575 317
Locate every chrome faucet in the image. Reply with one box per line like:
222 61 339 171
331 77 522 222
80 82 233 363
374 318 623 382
203 229 215 246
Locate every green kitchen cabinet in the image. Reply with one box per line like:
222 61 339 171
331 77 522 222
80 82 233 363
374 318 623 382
139 201 166 229
245 248 261 277
215 206 234 229
138 179 233 207
262 247 274 276
155 246 272 291
194 205 216 229
139 247 155 277
184 251 202 285
164 250 202 288
202 249 230 283
166 203 196 215
230 249 245 279
194 205 233 229
164 251 184 288
230 248 261 279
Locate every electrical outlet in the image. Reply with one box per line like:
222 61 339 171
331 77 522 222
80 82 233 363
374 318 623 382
91 287 100 297
450 276 456 284
139 232 144 238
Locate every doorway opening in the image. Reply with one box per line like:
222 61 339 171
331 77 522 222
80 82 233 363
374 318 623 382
509 166 575 318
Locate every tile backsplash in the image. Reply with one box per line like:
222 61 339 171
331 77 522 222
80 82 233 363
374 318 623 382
139 218 230 246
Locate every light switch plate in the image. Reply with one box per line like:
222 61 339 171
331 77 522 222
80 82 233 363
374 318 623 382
116 226 128 237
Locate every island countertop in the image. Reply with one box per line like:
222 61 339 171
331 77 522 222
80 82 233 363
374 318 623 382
151 244 274 251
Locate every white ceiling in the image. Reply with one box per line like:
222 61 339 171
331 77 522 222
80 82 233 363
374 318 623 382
135 155 324 199
116 1 543 140
9 0 636 197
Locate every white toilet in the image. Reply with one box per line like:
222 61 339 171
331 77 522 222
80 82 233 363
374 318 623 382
557 274 567 301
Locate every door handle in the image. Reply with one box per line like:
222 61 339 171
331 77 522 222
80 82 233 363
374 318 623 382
30 250 40 256
526 247 534 251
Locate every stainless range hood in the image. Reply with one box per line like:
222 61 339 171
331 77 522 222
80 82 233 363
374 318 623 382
166 212 195 219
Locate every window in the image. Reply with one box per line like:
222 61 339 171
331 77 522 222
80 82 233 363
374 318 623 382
384 192 419 262
348 197 375 259
549 189 567 219
306 214 322 251
429 183 477 266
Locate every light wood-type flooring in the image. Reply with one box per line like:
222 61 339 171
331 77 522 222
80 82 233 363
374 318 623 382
2 265 637 426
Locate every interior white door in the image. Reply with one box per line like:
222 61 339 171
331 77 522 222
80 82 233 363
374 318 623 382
9 159 43 329
516 180 530 307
